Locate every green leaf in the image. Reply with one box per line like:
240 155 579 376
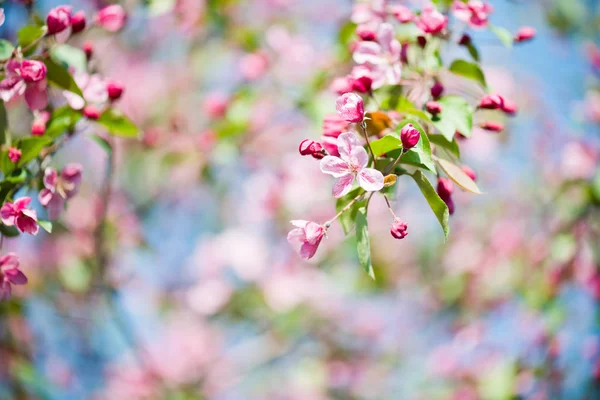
489 24 513 48
0 224 20 237
89 134 113 154
0 101 7 145
97 109 139 138
396 119 436 172
435 157 482 194
432 95 473 140
17 25 46 56
5 169 27 184
381 94 432 124
449 59 487 88
0 40 15 61
43 58 83 97
411 170 450 240
51 44 87 72
45 106 82 139
355 207 375 279
17 137 53 167
335 187 364 235
429 134 460 158
37 220 53 233
466 42 480 62
370 135 402 157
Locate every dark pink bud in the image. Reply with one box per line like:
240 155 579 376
83 41 94 59
390 5 414 23
437 177 453 200
400 43 409 64
321 136 339 157
417 36 427 48
461 165 477 181
400 123 420 150
330 76 354 95
478 94 504 110
350 66 373 93
322 114 349 138
8 147 21 163
299 139 325 159
426 101 442 115
83 105 100 120
458 33 471 46
455 131 467 141
430 81 444 99
390 219 408 239
31 111 50 136
480 121 504 132
70 11 86 34
514 26 535 43
47 5 72 35
356 24 376 41
20 60 46 83
106 81 124 101
501 99 517 115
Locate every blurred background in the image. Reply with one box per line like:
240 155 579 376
1 0 600 399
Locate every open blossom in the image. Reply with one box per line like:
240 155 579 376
1 197 39 235
452 1 493 28
390 5 414 23
0 253 27 301
63 72 108 110
287 220 325 260
39 164 83 219
416 5 447 35
0 60 48 110
336 93 364 123
353 23 401 89
320 132 384 197
95 5 127 32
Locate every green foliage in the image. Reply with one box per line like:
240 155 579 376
97 109 139 138
429 134 460 158
356 206 375 279
17 25 46 56
0 101 7 145
37 220 53 233
0 40 15 61
432 95 473 140
449 59 487 88
370 135 402 157
51 44 87 72
411 170 450 240
44 58 84 97
0 137 52 175
45 106 83 139
489 24 513 48
335 187 365 234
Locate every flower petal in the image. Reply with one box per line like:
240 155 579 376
4 269 27 285
332 174 355 198
320 156 350 177
350 146 369 169
353 41 383 65
337 132 360 161
24 83 48 110
357 168 384 192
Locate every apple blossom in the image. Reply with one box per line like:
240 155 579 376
320 132 384 197
400 123 421 149
71 11 87 34
8 147 21 163
461 165 477 181
352 23 402 88
390 5 414 23
336 93 364 123
106 81 124 101
437 178 455 215
426 101 442 115
47 5 72 35
1 197 39 235
287 220 325 260
322 114 349 138
390 219 408 239
416 5 447 35
452 1 493 29
95 5 127 32
0 60 48 110
38 164 83 220
478 93 504 110
0 253 27 301
299 139 325 159
32 111 50 136
480 121 504 132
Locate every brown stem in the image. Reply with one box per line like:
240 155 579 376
360 121 376 166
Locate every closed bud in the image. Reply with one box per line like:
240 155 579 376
461 165 477 181
437 177 453 200
400 123 420 150
390 5 414 23
47 5 72 35
31 111 50 136
514 26 535 43
426 101 442 115
430 81 444 99
350 66 373 93
95 5 127 32
478 93 504 110
356 24 377 41
458 33 471 46
299 139 325 159
83 105 100 120
8 147 21 163
390 219 408 239
71 11 86 34
106 80 124 101
501 99 517 115
83 41 94 60
383 174 397 187
417 35 427 48
480 121 504 132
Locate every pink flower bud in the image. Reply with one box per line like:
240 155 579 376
70 11 86 34
350 66 373 93
8 147 21 163
106 80 124 101
514 26 535 43
458 33 471 46
20 60 46 83
330 76 354 95
83 105 100 120
417 35 427 48
426 101 442 115
501 99 517 115
416 5 447 35
322 114 349 138
461 165 477 181
31 111 50 136
400 123 420 150
204 93 229 119
83 41 94 59
390 219 408 239
336 93 364 123
430 81 444 99
437 177 453 200
390 5 414 23
95 5 127 32
478 93 504 110
299 139 325 159
356 24 377 41
480 121 504 132
47 5 72 35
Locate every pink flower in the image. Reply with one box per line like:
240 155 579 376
330 76 354 95
461 165 477 181
416 5 448 34
298 139 325 159
400 123 421 149
356 24 377 41
95 5 127 32
287 220 325 260
0 253 27 301
70 10 87 34
0 9 4 27
239 51 269 81
32 111 50 136
336 93 364 123
390 5 414 23
431 81 444 99
320 132 384 197
321 135 340 157
390 219 408 239
452 1 493 29
480 121 504 132
204 92 229 119
8 147 21 163
437 178 454 215
514 26 535 43
106 80 124 101
1 197 39 235
352 23 402 89
478 93 504 109
0 60 48 110
350 65 374 93
322 114 349 138
426 101 442 115
38 164 83 220
47 5 72 35
63 72 108 110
